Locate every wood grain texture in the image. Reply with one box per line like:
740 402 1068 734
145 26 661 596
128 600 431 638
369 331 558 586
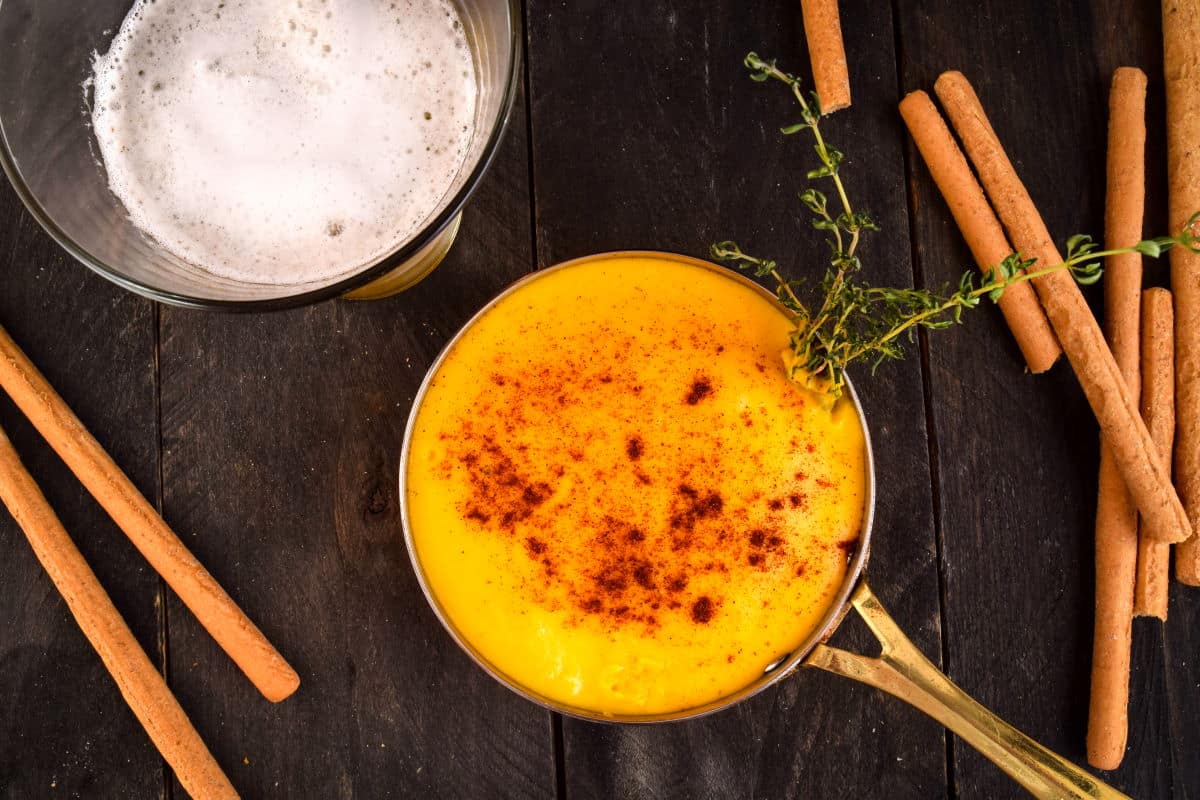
1164 580 1200 798
897 0 1180 796
155 85 555 799
1 2 1194 799
0 187 163 795
526 1 946 797
0 424 236 800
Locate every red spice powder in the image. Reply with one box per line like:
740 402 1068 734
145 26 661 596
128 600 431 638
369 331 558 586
691 596 715 624
458 434 552 533
442 360 840 633
666 574 688 593
685 376 713 405
746 529 787 570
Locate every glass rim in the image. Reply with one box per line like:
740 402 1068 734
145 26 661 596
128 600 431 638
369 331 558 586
0 0 524 312
397 250 877 724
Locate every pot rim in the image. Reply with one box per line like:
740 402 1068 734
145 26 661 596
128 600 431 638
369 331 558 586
397 250 876 723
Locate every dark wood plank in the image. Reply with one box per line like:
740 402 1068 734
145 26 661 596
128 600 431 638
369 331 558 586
0 189 162 795
896 1 1180 796
156 82 555 799
1164 585 1200 798
526 1 947 797
6 4 1192 799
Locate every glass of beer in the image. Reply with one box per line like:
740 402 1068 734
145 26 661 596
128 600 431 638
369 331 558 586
0 0 521 309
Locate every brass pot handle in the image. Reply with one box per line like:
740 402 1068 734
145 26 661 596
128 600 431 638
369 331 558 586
804 581 1129 800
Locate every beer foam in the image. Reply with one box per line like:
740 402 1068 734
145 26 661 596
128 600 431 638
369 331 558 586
90 0 477 286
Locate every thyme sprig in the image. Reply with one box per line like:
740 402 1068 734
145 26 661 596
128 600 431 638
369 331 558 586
715 53 1200 399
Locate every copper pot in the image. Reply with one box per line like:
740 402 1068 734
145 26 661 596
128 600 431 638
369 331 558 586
400 251 1127 800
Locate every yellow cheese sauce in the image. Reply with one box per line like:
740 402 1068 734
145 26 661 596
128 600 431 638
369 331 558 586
404 253 867 716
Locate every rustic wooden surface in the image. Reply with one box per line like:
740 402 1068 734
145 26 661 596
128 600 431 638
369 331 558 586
0 2 1195 798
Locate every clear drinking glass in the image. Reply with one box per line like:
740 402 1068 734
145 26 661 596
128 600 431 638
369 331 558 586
0 0 520 309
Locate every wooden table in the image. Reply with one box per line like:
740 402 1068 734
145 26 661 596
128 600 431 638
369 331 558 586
1 1 1195 797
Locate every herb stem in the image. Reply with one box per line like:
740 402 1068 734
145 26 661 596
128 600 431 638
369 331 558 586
770 268 804 310
844 243 1177 363
754 54 857 253
716 53 1200 399
784 76 854 225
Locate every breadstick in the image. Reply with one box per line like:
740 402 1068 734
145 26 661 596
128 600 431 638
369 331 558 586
0 323 299 702
1103 68 1146 391
1085 68 1147 770
1136 288 1174 617
1089 447 1138 769
1088 444 1138 769
798 0 850 113
0 425 238 800
899 90 1060 372
1164 0 1200 584
934 70 1191 545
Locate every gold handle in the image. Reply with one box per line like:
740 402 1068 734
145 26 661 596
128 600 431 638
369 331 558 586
804 581 1129 800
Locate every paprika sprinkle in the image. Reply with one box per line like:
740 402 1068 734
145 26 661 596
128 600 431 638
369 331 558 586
405 253 867 716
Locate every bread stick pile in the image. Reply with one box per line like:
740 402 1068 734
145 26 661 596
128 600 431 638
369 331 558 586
897 3 1200 771
0 322 301 798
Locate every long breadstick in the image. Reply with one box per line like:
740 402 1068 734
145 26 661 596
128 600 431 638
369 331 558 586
0 425 238 800
798 0 850 113
934 70 1191 545
1164 0 1200 584
1089 452 1138 769
1086 67 1147 771
1103 68 1146 396
0 324 299 702
899 90 1060 372
1136 288 1174 618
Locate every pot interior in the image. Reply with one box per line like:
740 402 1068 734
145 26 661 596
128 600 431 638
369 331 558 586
398 251 877 723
